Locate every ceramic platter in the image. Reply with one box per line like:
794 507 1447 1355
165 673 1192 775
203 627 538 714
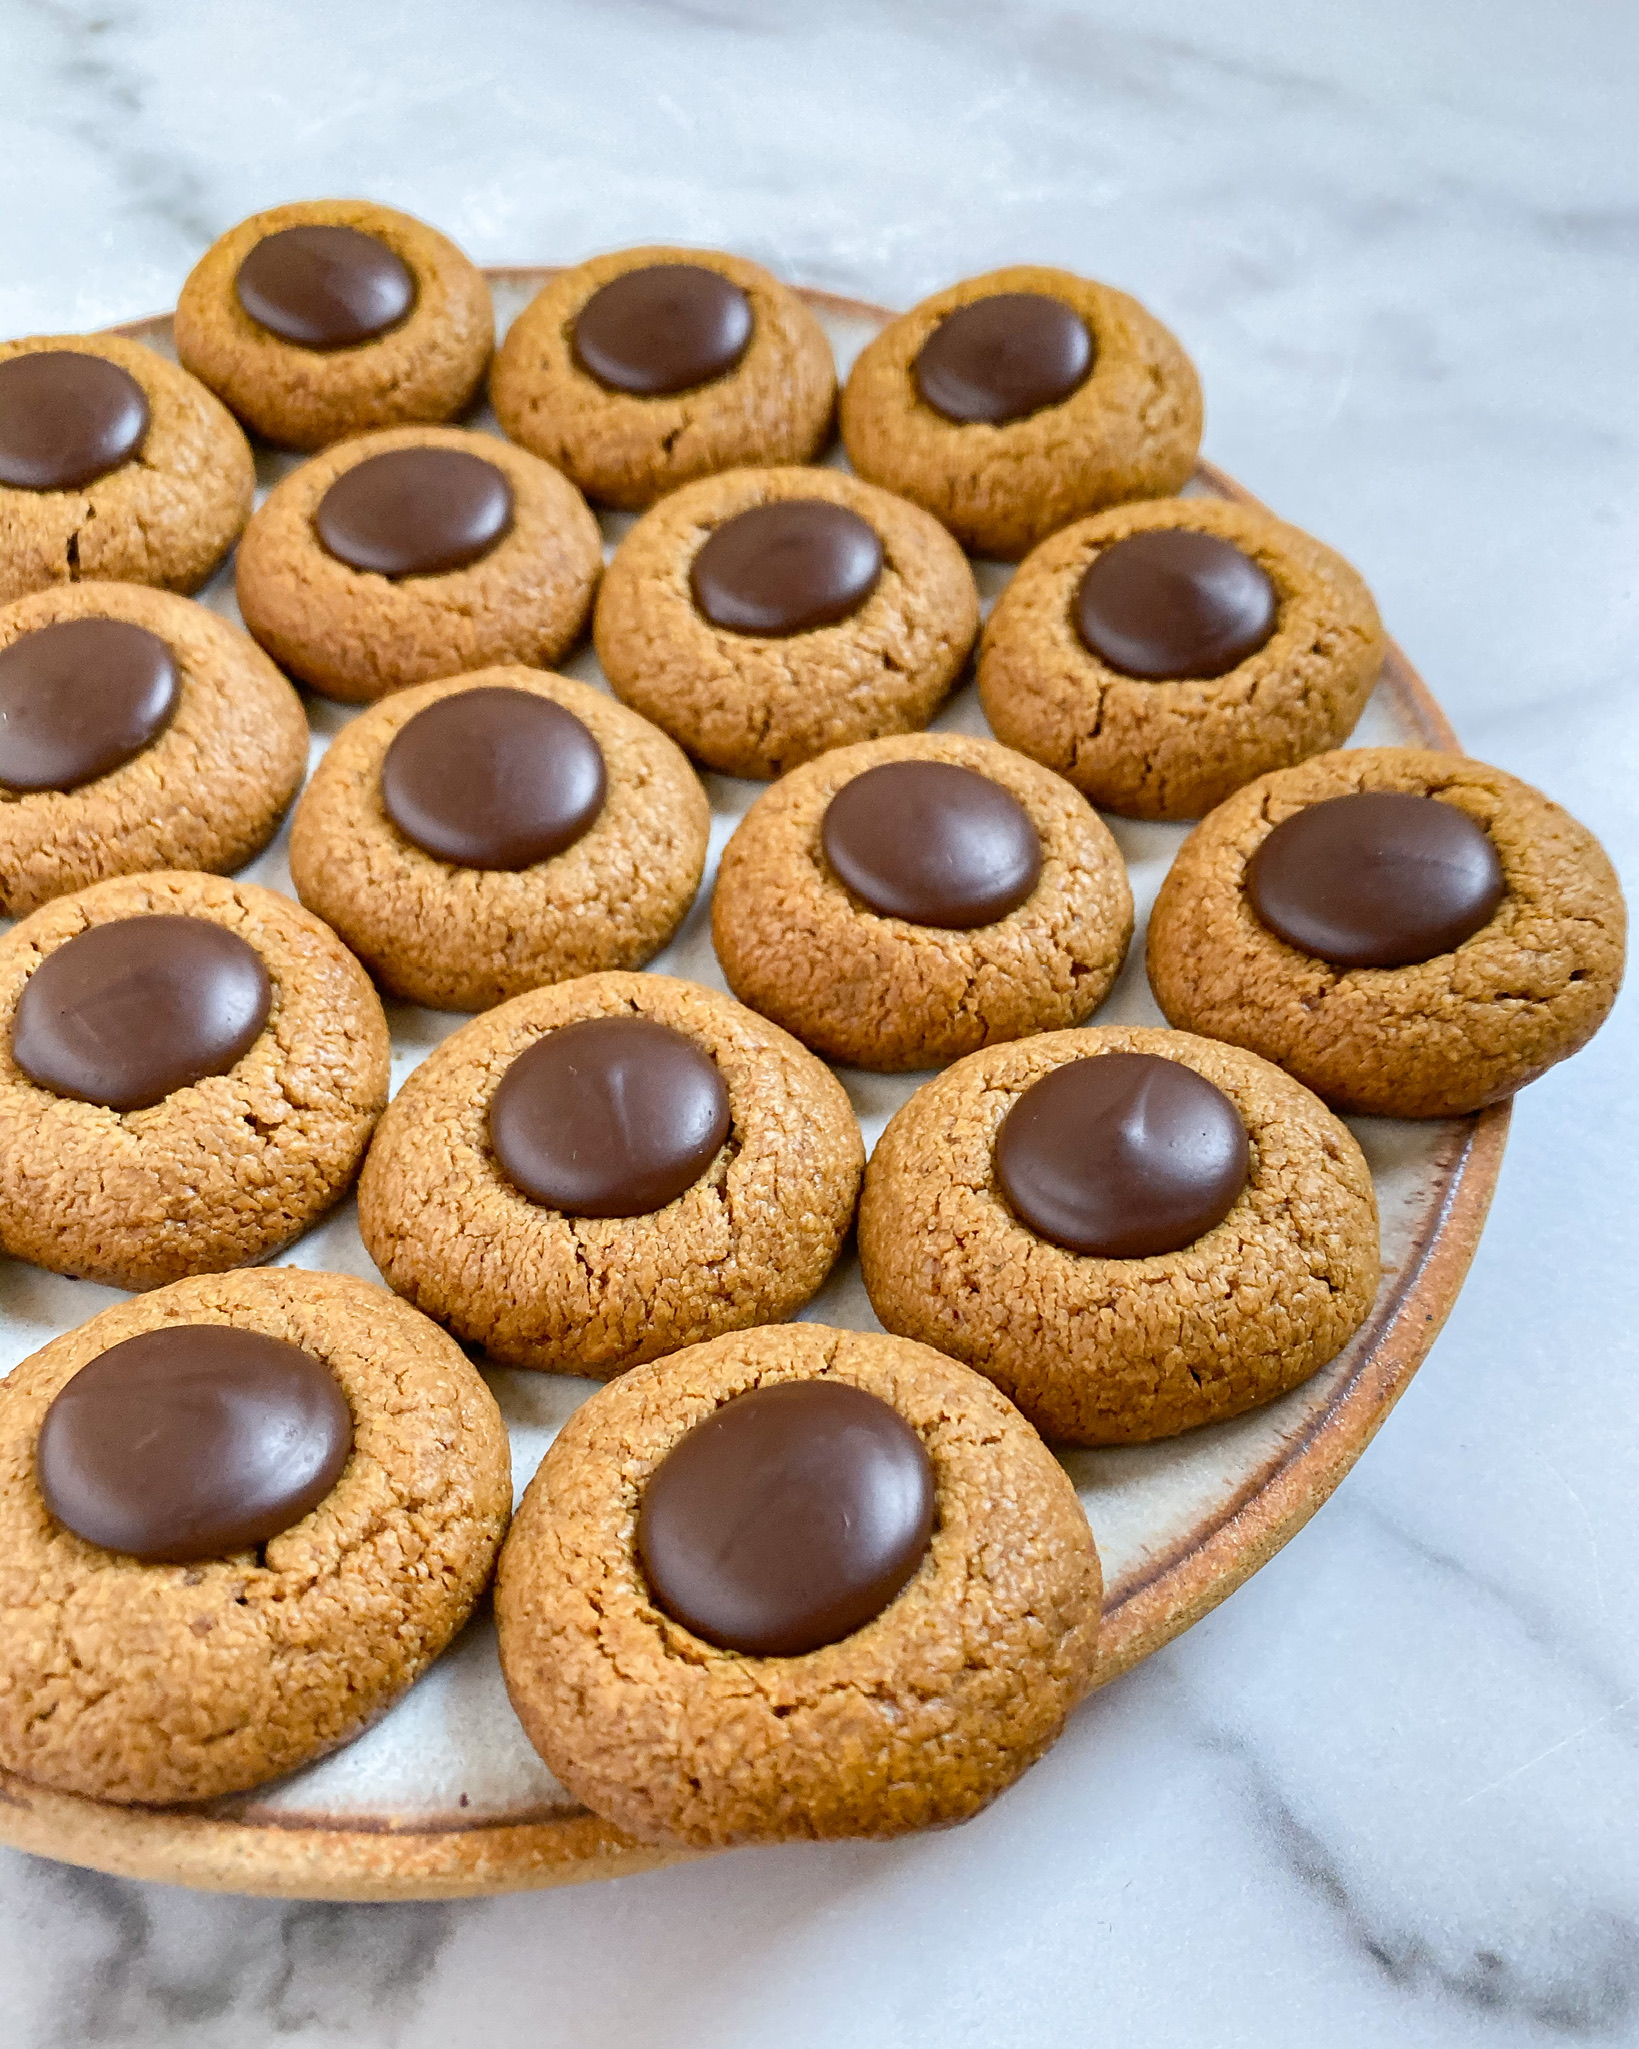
0 273 1509 1899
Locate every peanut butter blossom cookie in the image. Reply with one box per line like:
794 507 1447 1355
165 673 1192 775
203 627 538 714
235 423 602 701
594 466 980 778
840 266 1202 560
495 1322 1101 1847
978 496 1385 820
859 1025 1379 1444
289 668 710 1010
358 972 863 1376
174 199 493 449
1147 748 1627 1117
0 583 308 916
712 731 1133 1070
0 871 390 1292
490 246 836 509
0 1269 509 1805
0 334 253 606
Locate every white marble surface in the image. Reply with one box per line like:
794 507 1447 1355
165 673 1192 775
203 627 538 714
2 1 1637 2043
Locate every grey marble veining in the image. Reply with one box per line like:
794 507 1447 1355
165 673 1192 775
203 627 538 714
2 2 1638 2044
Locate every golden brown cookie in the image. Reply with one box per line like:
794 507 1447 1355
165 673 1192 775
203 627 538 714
358 972 863 1376
0 871 390 1291
840 266 1201 561
593 465 980 779
234 423 602 701
0 334 254 606
711 731 1133 1070
0 582 309 917
289 668 710 1011
978 496 1385 820
174 199 493 450
859 1025 1379 1445
490 247 836 510
0 1268 510 1806
495 1321 1101 1848
1147 748 1627 1117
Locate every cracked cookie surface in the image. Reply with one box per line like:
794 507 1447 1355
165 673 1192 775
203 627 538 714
495 1321 1101 1847
0 1268 510 1806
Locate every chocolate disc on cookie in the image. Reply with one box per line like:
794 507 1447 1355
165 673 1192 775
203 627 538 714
638 1378 935 1657
822 759 1042 928
1248 789 1507 970
11 914 272 1111
381 686 607 870
690 500 884 637
488 1014 731 1218
914 293 1093 426
572 264 755 397
315 446 514 578
1074 528 1278 680
235 224 417 351
0 617 179 793
36 1325 352 1564
0 350 150 492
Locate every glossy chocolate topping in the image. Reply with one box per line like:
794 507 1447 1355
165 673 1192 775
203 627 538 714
11 916 272 1112
234 224 416 350
488 1015 731 1217
0 618 179 793
315 447 514 578
1248 789 1507 970
996 1052 1250 1258
1074 528 1279 680
913 293 1093 426
381 687 606 870
0 351 150 491
821 760 1042 928
689 500 885 637
36 1325 352 1563
637 1379 935 1657
571 264 754 397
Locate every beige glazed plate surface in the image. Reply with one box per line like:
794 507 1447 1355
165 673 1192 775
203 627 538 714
0 273 1508 1899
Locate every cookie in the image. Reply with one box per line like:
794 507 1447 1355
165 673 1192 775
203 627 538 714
0 871 390 1292
711 731 1133 1071
0 333 254 607
174 199 493 450
1146 748 1627 1118
0 1268 509 1806
288 668 710 1010
357 972 863 1376
235 423 602 701
495 1321 1101 1848
593 465 980 779
978 495 1385 820
859 1025 1379 1445
490 247 836 510
839 266 1201 561
0 581 309 917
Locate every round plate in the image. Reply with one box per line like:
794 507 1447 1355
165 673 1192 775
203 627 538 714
0 272 1507 1899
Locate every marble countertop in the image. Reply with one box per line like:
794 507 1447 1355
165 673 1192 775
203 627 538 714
4 2 1637 2043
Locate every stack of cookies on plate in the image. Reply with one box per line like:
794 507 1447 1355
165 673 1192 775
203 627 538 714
0 202 1624 1854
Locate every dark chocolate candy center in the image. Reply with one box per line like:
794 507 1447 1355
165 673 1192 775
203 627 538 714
0 351 150 492
995 1051 1250 1259
0 617 178 793
571 264 754 397
1074 528 1278 680
689 499 885 637
234 224 416 350
1247 789 1507 970
487 1015 731 1218
36 1325 352 1564
913 293 1092 426
637 1379 935 1657
821 759 1042 928
315 447 514 578
380 687 607 870
11 915 272 1112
